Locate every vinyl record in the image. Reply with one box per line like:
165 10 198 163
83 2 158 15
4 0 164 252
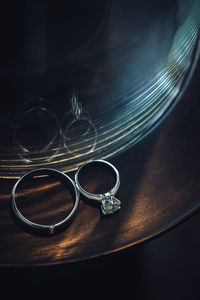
0 0 200 266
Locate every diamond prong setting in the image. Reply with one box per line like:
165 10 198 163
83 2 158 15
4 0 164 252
101 195 121 215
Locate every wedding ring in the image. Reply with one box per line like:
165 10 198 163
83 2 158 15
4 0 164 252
75 159 121 215
11 168 79 235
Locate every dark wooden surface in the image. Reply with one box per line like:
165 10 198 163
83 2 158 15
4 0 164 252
0 59 200 267
2 210 200 299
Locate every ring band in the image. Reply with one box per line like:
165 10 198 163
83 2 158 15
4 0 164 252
11 168 79 235
75 159 121 215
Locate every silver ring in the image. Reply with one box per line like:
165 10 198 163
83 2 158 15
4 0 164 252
11 168 79 235
75 159 121 215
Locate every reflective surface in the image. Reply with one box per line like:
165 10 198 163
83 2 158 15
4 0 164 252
0 60 200 266
0 0 199 178
0 1 200 266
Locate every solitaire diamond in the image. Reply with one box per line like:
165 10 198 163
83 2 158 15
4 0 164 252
101 196 121 215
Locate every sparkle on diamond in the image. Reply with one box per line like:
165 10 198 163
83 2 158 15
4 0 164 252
101 196 121 215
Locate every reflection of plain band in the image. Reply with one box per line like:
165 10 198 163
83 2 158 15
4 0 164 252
13 106 61 164
75 159 121 215
11 168 79 235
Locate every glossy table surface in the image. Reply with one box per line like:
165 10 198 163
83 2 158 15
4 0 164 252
0 0 200 267
1 58 200 267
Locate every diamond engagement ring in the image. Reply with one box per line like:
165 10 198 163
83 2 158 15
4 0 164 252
11 168 80 235
75 160 121 215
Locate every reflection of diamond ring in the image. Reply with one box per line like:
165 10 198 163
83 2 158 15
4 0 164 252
61 93 97 156
62 114 97 155
75 160 121 215
11 168 80 235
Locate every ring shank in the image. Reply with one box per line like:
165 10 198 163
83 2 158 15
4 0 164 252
75 160 120 202
11 168 79 235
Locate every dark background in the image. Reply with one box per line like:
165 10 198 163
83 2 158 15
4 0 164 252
0 1 200 298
